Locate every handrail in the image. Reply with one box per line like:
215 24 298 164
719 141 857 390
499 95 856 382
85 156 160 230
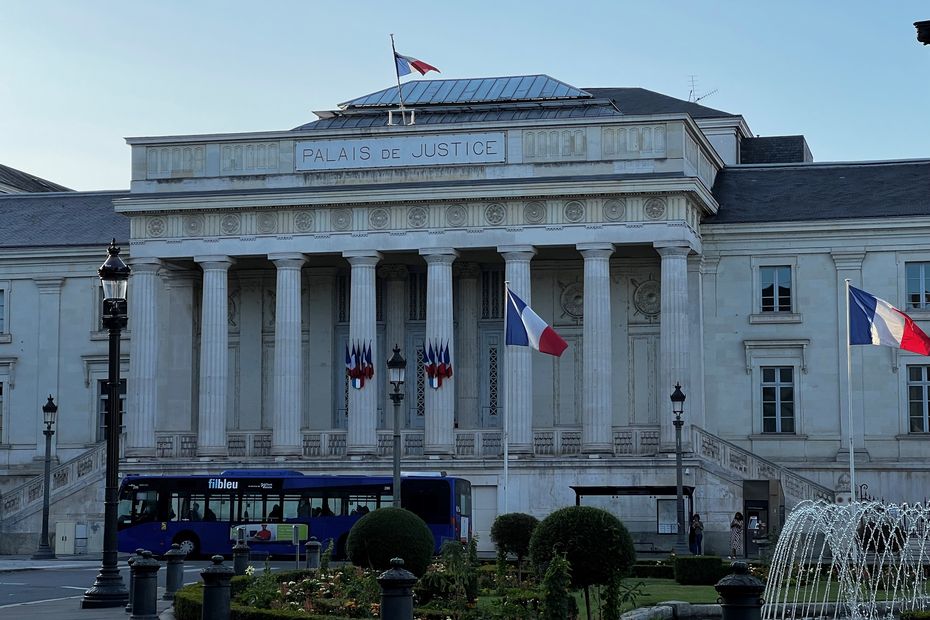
0 441 107 525
691 425 834 502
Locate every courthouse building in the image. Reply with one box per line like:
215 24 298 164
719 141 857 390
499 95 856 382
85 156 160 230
2 75 929 554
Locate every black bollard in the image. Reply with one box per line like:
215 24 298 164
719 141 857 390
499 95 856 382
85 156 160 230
232 534 251 577
377 557 417 620
715 561 765 620
125 548 145 613
130 550 161 620
304 537 321 570
201 554 234 620
163 543 186 600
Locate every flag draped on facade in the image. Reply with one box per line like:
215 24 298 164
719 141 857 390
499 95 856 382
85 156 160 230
849 285 930 355
504 286 568 357
345 340 374 389
424 340 453 388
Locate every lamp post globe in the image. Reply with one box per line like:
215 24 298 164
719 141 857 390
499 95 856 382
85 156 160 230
82 241 129 608
670 383 689 556
32 395 58 560
386 345 406 507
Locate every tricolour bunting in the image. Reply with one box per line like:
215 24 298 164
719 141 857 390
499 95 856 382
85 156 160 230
345 340 375 389
504 287 568 357
849 285 930 355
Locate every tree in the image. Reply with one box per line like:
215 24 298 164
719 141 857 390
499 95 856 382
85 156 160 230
345 507 435 576
491 512 539 582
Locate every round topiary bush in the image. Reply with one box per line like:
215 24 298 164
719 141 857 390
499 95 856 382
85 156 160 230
345 507 435 576
528 505 636 589
491 512 539 562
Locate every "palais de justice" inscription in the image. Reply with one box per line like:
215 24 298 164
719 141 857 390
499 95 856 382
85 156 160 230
295 132 505 171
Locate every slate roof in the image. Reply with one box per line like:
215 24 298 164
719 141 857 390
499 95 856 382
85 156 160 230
584 87 736 119
741 136 813 164
709 160 930 224
0 163 71 193
0 191 129 248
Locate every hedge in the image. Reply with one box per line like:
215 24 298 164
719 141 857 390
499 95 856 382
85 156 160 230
674 555 727 585
173 582 358 620
902 613 930 620
630 563 675 579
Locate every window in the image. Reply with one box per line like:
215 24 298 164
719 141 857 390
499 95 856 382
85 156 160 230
97 379 127 441
0 284 10 342
906 263 930 311
762 367 794 433
760 266 792 312
0 289 5 333
907 366 930 433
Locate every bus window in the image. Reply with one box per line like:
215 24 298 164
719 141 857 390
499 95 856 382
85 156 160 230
402 480 450 524
170 492 206 521
283 494 309 520
205 494 230 522
347 493 379 515
456 480 472 516
240 494 265 522
120 489 159 525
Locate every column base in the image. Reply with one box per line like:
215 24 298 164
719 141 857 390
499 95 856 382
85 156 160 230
197 446 227 457
272 446 302 458
424 447 454 457
508 443 533 455
346 446 377 456
125 447 156 458
582 442 614 455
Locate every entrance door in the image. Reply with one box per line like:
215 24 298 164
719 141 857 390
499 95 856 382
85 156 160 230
479 330 503 428
743 499 770 559
405 327 425 429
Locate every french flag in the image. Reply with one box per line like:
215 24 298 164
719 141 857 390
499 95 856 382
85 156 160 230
505 287 568 357
849 285 930 355
394 52 440 77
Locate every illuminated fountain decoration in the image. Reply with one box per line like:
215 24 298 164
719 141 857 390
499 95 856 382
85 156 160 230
763 501 930 619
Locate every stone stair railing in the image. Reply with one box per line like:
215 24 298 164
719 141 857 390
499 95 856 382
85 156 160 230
691 425 834 503
0 442 107 527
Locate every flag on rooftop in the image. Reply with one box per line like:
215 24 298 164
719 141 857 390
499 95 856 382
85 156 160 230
849 285 930 355
505 286 568 357
394 52 440 77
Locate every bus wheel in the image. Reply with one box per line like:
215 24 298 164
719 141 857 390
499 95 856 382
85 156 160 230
173 532 200 558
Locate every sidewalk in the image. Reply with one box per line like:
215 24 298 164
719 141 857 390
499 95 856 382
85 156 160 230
0 590 176 619
0 556 102 573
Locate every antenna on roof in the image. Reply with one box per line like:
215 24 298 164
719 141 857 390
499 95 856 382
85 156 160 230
687 75 718 104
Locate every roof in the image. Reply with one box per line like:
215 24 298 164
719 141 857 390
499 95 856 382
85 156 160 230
584 87 736 118
0 191 129 248
741 136 813 164
709 160 930 224
0 163 71 193
338 75 591 108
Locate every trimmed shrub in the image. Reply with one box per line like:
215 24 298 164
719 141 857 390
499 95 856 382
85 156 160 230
630 563 675 579
674 555 727 585
345 507 435 576
491 512 539 561
901 613 930 620
173 584 201 620
528 506 636 589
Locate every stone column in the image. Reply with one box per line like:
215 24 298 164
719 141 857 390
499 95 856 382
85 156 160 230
270 253 306 456
196 256 234 457
832 251 867 459
380 265 408 422
578 243 614 453
161 271 195 434
126 258 161 457
344 251 381 455
499 245 536 453
656 243 690 449
35 278 62 457
455 263 480 429
421 249 458 455
306 268 335 431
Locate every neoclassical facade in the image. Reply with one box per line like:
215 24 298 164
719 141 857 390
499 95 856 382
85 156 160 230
2 75 929 554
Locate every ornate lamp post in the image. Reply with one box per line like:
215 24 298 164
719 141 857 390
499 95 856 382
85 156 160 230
82 240 130 608
32 395 59 560
386 345 407 508
670 383 689 555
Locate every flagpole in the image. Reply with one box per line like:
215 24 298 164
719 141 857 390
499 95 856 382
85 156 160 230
845 278 857 500
389 33 408 124
502 280 510 514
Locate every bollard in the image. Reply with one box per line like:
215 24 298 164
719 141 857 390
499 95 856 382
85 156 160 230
125 548 145 613
163 543 186 600
715 561 765 620
232 535 251 577
201 554 234 620
130 550 161 620
377 557 417 620
304 537 321 570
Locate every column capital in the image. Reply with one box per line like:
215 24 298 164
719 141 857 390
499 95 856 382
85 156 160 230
420 248 459 265
654 243 691 258
34 277 64 292
343 250 382 267
127 257 162 273
378 264 409 280
498 245 536 260
194 256 235 270
577 242 615 258
831 250 866 271
268 253 307 269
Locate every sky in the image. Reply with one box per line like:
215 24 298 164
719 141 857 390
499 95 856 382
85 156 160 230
2 1 929 191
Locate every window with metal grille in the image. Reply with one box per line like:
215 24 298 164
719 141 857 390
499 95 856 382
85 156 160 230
907 366 930 433
0 289 5 333
97 379 127 441
760 266 792 312
906 263 930 311
761 366 794 433
481 270 504 319
408 272 427 321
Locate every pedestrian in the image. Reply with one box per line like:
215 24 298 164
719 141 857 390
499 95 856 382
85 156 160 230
689 514 704 555
729 511 744 559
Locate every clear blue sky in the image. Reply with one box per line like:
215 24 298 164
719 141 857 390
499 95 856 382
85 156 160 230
2 1 928 191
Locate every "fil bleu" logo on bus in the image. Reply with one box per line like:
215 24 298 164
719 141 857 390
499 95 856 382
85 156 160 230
208 478 238 489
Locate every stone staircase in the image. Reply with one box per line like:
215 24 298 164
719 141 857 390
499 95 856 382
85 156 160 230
691 425 834 505
0 442 107 532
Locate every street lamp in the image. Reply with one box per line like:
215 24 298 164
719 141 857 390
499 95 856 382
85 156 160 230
386 345 406 508
670 383 688 555
82 240 130 608
32 395 58 560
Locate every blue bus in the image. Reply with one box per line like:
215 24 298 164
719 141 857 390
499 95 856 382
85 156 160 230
117 470 472 559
